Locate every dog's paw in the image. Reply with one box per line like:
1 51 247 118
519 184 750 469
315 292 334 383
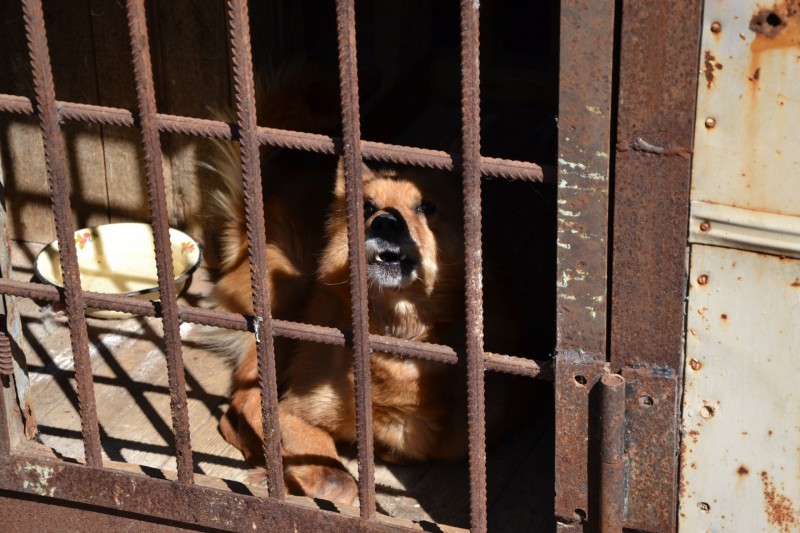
285 464 358 506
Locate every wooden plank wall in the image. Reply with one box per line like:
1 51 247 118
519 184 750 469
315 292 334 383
0 0 231 246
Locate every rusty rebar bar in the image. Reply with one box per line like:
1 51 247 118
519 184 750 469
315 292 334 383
334 0 376 517
125 0 194 485
459 1 488 531
20 0 103 468
0 327 13 377
225 0 284 500
0 93 549 182
0 278 551 382
599 373 626 533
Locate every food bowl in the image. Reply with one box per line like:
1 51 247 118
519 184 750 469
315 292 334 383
34 222 202 319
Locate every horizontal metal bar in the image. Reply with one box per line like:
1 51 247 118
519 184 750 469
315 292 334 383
0 279 550 379
689 200 800 258
0 454 423 532
0 93 550 182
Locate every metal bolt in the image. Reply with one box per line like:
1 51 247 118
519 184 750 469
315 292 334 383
710 21 722 33
698 501 711 512
697 274 709 286
700 221 711 232
689 359 703 371
704 117 716 129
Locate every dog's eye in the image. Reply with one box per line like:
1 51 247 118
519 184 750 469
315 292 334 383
364 200 377 219
415 200 437 216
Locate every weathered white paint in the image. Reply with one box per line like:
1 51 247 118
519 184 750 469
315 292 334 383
691 1 800 218
681 246 800 532
682 1 800 531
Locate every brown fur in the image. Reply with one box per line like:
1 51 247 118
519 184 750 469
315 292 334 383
204 65 533 506
214 160 478 504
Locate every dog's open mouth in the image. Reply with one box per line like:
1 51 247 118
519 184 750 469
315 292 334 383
366 240 418 288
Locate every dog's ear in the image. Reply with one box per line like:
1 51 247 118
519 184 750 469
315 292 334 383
334 157 375 198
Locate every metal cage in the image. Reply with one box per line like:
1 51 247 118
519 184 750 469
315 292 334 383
0 0 702 531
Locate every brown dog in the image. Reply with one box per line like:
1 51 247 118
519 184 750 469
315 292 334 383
202 67 534 505
208 149 478 502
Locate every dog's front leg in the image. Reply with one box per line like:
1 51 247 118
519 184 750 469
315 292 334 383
279 405 358 505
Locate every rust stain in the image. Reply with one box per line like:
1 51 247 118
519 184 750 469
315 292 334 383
721 313 728 320
750 0 800 44
791 278 800 287
689 359 703 371
760 471 798 532
748 3 800 97
750 9 788 39
704 50 718 88
737 465 750 476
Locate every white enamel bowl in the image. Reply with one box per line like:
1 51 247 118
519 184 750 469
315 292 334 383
34 223 202 319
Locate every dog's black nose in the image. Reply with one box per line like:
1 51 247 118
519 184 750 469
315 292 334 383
370 212 404 238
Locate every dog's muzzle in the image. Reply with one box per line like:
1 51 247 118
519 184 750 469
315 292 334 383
365 211 419 289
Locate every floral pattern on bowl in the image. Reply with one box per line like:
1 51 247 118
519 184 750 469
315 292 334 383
35 223 202 319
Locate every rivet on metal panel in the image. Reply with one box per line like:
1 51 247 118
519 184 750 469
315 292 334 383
689 359 703 371
697 501 711 512
699 405 715 419
710 22 722 34
699 221 711 232
697 274 709 286
704 117 716 129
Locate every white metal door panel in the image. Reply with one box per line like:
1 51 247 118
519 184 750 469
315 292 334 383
681 245 800 532
683 0 800 531
691 0 800 218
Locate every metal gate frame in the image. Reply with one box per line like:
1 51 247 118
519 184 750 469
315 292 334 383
554 0 703 531
0 0 704 531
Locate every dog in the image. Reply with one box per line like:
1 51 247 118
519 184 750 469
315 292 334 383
202 66 537 505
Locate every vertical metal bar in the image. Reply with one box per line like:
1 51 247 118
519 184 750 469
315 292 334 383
124 0 193 485
556 0 614 358
20 0 103 468
225 0 284 499
334 0 375 517
608 2 701 529
0 320 12 376
599 373 625 533
555 0 615 529
458 1 487 531
610 0 700 370
0 359 10 456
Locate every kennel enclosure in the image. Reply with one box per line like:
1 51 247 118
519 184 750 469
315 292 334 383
2 0 798 531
